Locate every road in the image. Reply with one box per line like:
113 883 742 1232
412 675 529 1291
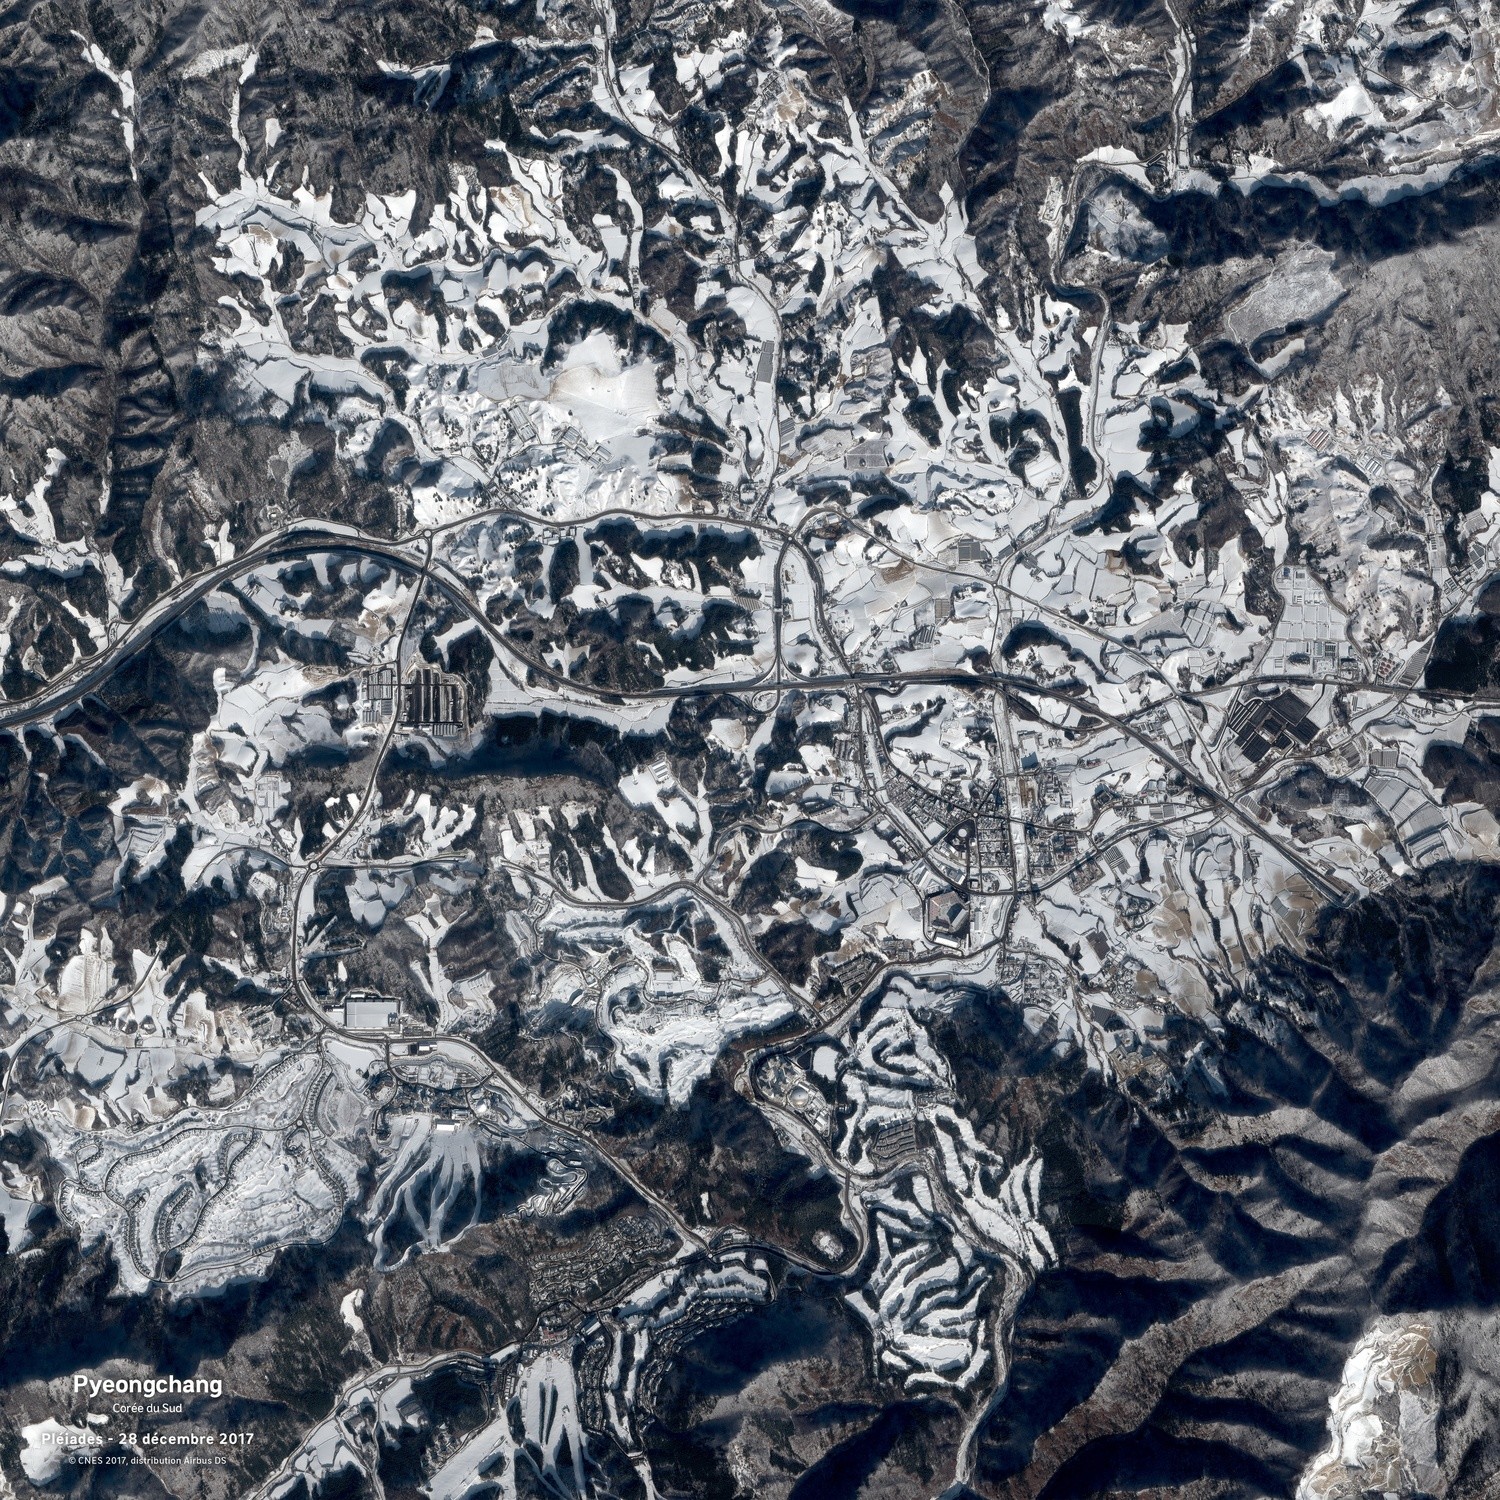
280 550 718 1265
0 508 1367 902
9 486 1452 1313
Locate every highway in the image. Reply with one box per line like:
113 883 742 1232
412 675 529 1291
1 512 1373 897
5 492 1445 1310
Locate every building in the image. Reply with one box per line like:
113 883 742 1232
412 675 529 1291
361 664 398 725
344 993 400 1030
926 888 969 941
1226 689 1317 764
401 667 467 737
364 664 468 736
